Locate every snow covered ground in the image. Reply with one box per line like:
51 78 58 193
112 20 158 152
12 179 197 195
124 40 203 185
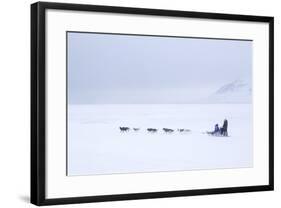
67 104 253 176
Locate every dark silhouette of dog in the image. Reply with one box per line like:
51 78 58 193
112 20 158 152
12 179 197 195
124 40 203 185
147 128 157 133
178 129 190 132
133 128 140 131
120 127 130 132
163 128 174 133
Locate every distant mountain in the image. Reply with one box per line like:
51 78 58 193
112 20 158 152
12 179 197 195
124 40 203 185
216 79 250 94
202 79 252 104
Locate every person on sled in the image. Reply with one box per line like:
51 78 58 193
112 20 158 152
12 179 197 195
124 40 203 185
207 124 220 135
222 119 228 136
214 124 220 134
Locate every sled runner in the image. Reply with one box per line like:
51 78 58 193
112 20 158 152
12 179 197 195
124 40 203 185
205 131 230 137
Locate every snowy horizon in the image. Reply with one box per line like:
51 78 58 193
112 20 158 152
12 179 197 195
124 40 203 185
67 32 252 104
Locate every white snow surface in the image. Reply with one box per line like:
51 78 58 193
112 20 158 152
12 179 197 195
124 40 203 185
68 104 253 176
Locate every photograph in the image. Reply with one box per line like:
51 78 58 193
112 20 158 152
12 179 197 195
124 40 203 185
67 32 253 176
31 2 273 205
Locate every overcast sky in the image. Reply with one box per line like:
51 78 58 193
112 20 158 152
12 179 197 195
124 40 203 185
67 32 252 104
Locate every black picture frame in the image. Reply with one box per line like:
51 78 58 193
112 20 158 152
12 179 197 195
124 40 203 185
31 1 274 206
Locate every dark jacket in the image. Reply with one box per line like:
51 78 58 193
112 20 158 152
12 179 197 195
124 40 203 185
223 120 228 131
214 124 219 133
